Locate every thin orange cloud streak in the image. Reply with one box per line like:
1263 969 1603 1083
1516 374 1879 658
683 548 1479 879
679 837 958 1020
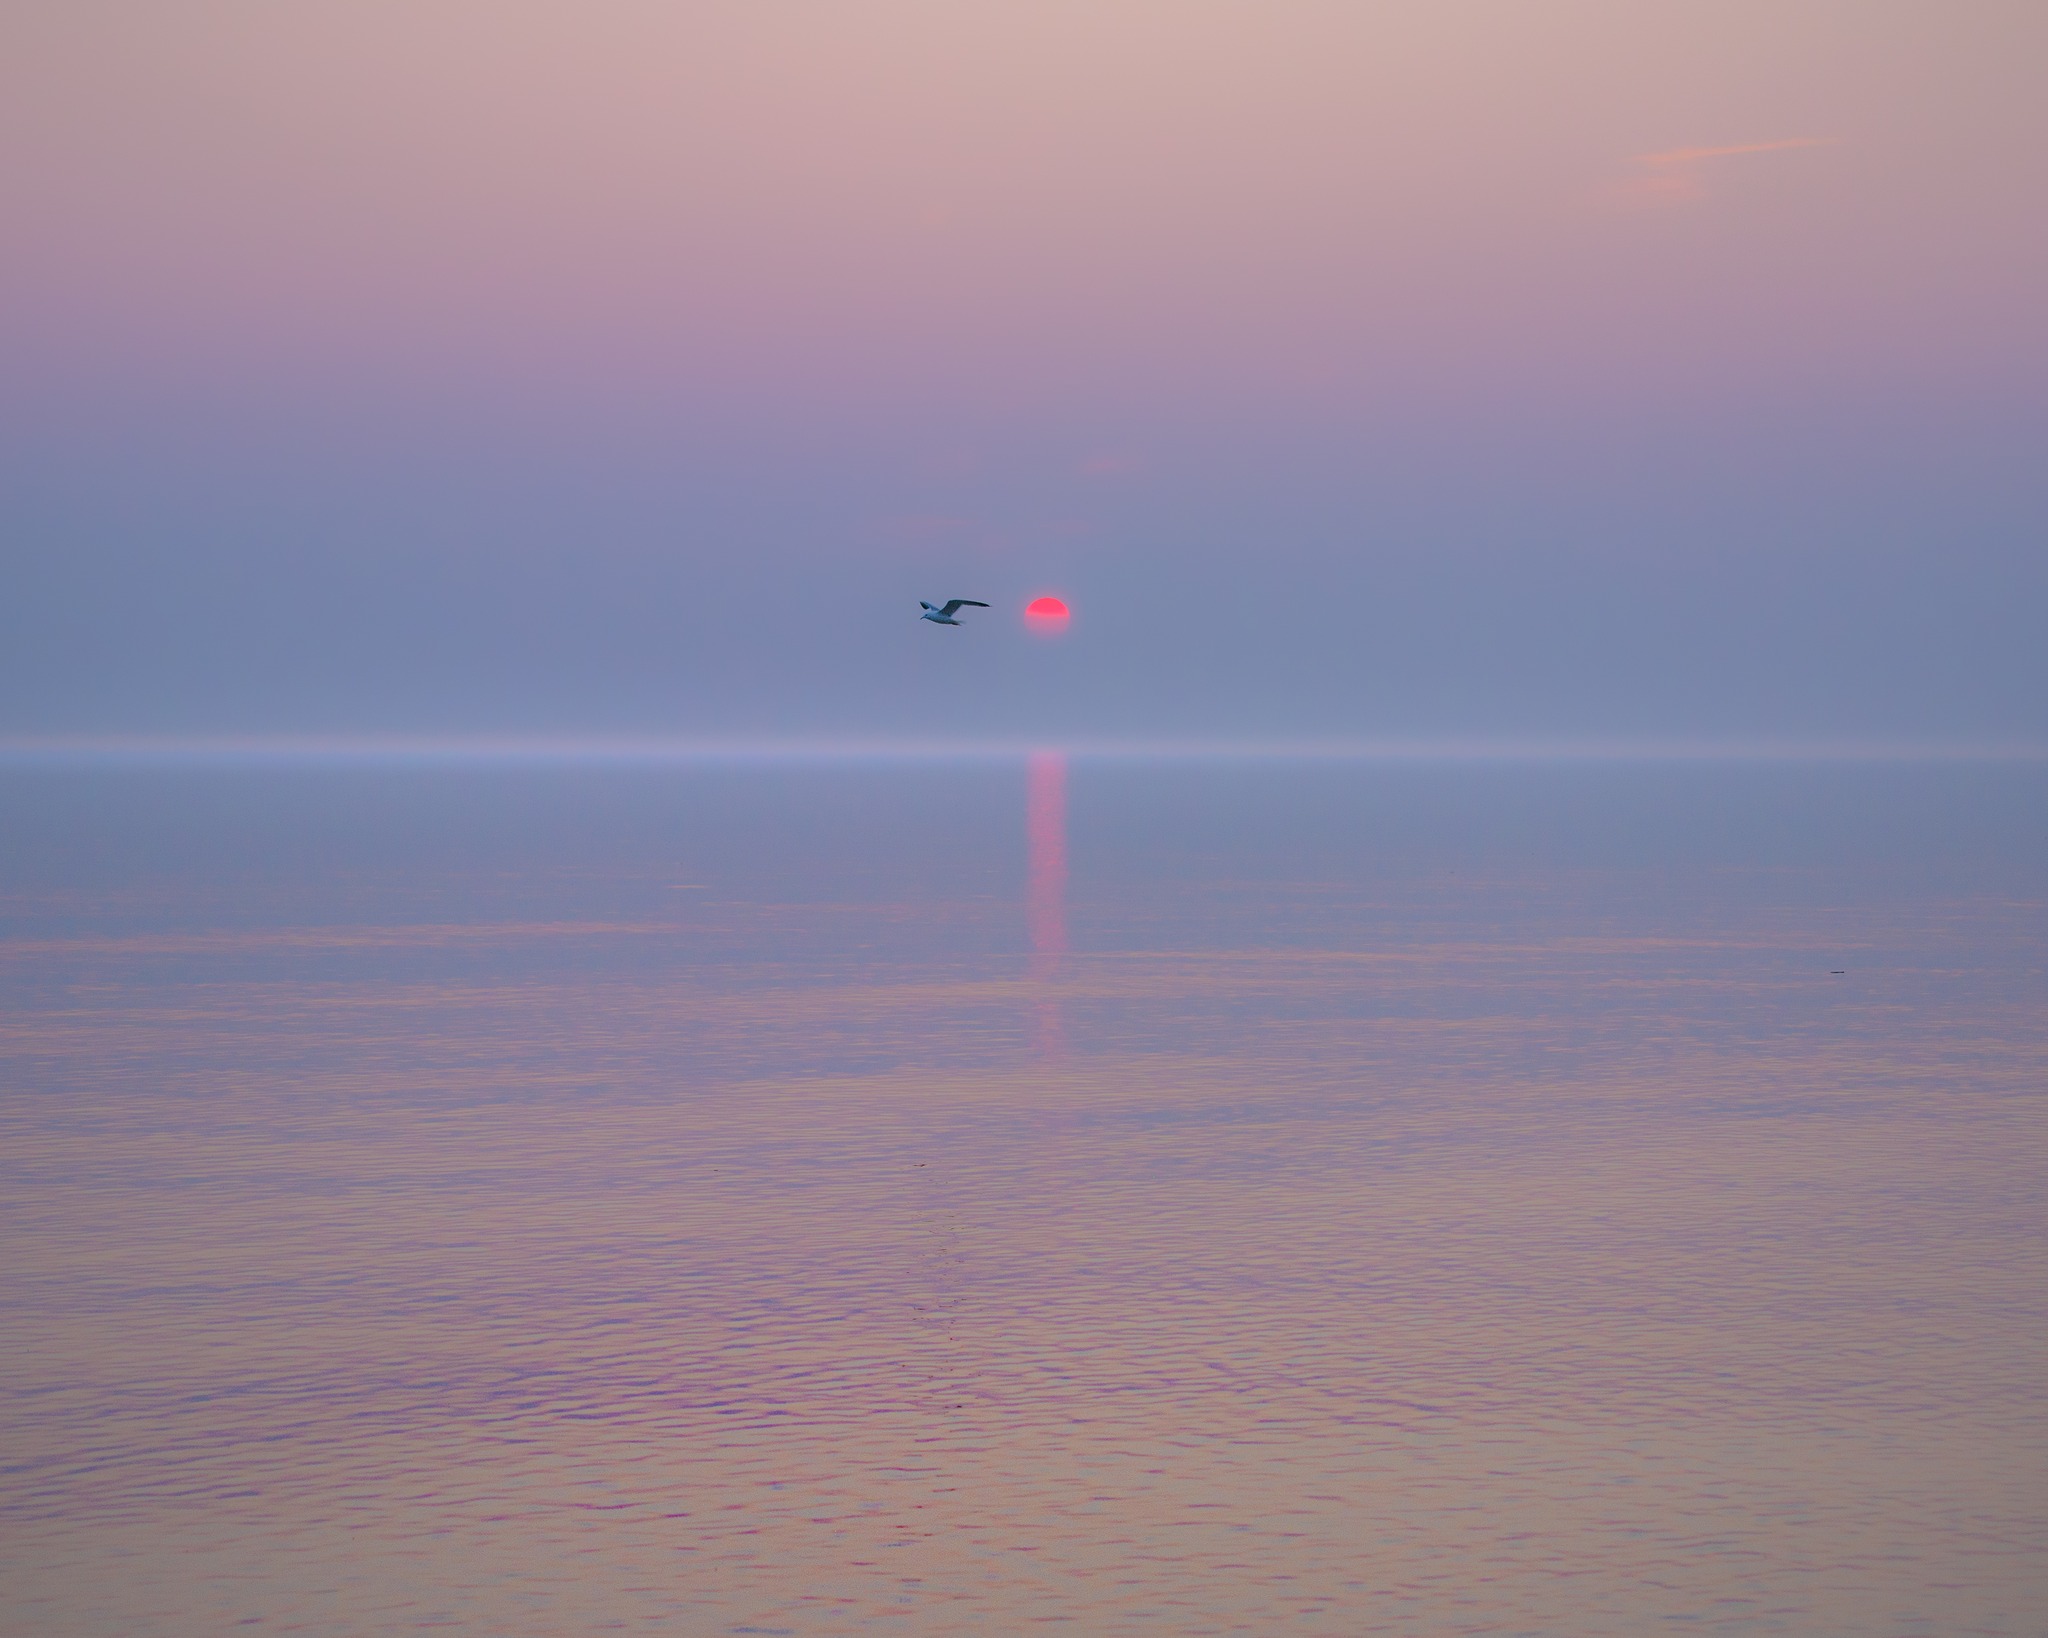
1635 138 1834 167
1616 137 1833 205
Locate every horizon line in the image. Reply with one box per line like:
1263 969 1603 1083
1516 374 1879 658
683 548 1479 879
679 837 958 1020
3 733 2047 766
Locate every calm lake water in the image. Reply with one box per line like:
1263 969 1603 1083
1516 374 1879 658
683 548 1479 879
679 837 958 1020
3 757 2045 1635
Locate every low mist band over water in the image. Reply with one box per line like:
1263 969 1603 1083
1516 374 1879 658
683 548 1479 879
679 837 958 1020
7 736 2048 766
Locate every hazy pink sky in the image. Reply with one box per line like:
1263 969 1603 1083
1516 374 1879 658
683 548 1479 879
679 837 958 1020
2 2 2044 739
7 2 2041 399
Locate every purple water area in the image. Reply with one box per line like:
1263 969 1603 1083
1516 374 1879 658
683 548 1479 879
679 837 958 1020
4 760 2045 1634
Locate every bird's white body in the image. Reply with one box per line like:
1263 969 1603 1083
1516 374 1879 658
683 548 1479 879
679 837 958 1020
920 599 988 626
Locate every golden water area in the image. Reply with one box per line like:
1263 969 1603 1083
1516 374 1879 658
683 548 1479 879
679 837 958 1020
3 763 2044 1635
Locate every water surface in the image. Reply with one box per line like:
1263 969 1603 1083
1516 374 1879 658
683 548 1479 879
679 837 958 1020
4 759 2044 1634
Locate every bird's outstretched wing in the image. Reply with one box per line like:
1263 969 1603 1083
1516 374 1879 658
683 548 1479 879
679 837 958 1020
938 600 989 617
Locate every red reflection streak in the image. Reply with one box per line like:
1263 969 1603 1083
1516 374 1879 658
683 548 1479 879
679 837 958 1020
1026 750 1067 1055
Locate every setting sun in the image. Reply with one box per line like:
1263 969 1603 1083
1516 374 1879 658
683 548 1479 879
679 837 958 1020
1025 596 1071 633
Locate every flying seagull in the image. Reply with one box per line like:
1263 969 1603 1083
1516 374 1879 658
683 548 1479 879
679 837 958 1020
920 599 989 626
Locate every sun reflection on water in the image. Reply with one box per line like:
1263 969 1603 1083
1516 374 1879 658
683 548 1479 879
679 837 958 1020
1026 750 1067 1057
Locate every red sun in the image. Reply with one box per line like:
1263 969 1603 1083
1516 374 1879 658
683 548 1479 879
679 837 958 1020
1025 596 1071 632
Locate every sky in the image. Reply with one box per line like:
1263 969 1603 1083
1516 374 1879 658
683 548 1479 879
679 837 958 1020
2 0 2044 745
